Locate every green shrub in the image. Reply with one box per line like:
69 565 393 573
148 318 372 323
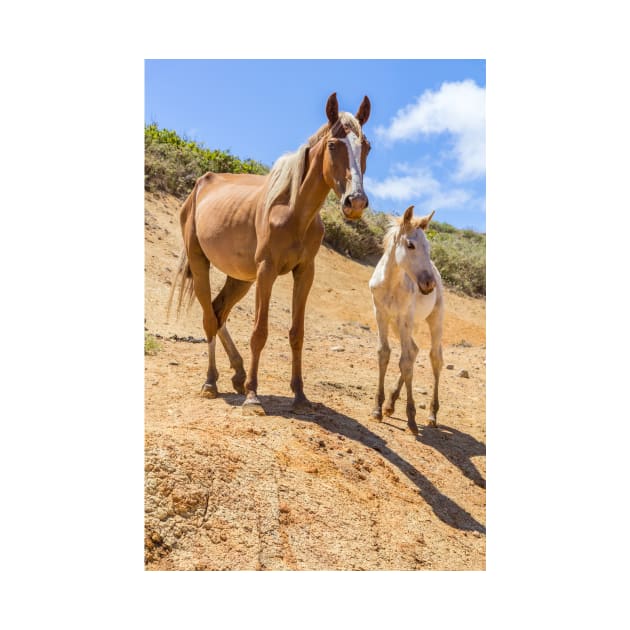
320 192 390 263
144 124 268 197
144 124 485 296
144 333 161 356
427 230 486 297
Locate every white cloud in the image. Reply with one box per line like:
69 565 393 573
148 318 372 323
365 164 473 211
376 80 485 180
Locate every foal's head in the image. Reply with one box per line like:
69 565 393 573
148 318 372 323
391 205 437 295
320 92 371 221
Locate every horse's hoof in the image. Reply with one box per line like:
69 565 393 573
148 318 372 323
232 374 246 395
371 410 383 421
291 398 313 413
407 418 419 435
383 406 394 417
242 398 266 416
427 415 437 427
200 383 218 398
232 381 246 395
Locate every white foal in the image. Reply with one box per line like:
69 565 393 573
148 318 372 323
369 205 444 434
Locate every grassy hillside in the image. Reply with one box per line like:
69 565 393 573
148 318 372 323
144 124 485 296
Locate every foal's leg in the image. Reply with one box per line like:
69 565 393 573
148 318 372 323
426 305 444 427
371 307 391 420
187 249 219 398
399 327 420 435
212 276 252 394
384 373 403 417
289 261 315 411
243 261 278 415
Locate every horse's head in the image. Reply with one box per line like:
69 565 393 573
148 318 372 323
394 205 437 295
322 92 371 221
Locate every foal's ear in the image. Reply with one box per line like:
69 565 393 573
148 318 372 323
326 92 339 125
355 96 371 126
402 205 415 225
418 210 436 231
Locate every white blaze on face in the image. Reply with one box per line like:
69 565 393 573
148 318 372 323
342 131 364 195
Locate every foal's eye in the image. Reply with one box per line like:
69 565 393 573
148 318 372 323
406 240 416 250
327 141 336 151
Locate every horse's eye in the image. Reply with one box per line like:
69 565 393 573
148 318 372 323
327 141 336 151
406 240 415 250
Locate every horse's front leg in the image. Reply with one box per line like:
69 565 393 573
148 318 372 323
243 261 277 415
371 306 390 420
289 261 315 412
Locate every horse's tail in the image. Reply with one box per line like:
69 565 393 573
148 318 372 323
167 184 200 318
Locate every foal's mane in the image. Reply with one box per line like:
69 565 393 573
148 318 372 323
264 112 364 214
382 215 427 252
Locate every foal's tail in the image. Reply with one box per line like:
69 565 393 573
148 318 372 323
166 185 199 318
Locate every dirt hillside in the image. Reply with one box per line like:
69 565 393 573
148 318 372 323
144 191 486 570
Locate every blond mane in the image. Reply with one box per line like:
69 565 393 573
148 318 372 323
263 112 364 214
382 214 427 252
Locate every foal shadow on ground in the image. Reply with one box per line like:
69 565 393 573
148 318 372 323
417 424 486 489
219 393 485 535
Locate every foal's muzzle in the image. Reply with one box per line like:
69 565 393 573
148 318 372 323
417 271 436 295
342 192 368 220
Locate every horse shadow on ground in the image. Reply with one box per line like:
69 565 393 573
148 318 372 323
219 393 485 535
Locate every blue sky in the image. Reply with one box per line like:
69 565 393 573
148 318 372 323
145 59 486 231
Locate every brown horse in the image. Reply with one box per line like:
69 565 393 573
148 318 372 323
169 92 371 415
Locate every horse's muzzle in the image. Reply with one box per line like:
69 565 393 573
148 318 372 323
417 271 436 295
342 192 368 220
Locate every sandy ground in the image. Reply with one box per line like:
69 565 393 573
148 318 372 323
144 191 485 570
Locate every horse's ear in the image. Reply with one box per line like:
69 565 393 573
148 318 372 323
402 205 415 225
418 210 435 231
356 96 371 126
326 92 339 125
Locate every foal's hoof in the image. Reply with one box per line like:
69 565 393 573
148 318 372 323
242 396 266 416
427 414 437 427
371 410 383 421
200 383 218 398
383 406 394 418
407 418 419 436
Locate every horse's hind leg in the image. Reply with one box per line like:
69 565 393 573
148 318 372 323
217 325 246 395
426 302 444 427
187 249 219 398
212 276 252 394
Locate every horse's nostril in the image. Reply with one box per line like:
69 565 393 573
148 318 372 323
343 196 352 207
350 194 368 210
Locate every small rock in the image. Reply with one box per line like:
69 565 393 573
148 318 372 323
446 364 455 370
458 369 470 378
168 361 179 366
418 402 427 409
331 346 345 352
